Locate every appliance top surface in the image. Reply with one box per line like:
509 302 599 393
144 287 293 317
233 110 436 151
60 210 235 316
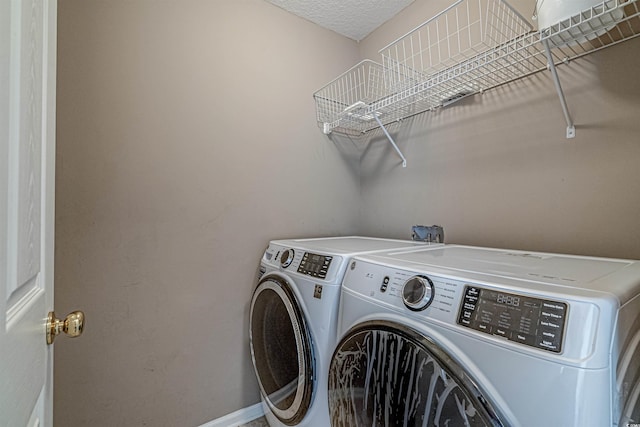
271 236 435 255
358 245 640 300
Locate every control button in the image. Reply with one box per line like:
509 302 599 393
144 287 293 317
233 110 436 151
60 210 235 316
380 277 389 293
464 295 479 303
494 328 508 338
540 320 562 329
513 333 535 346
477 323 492 333
514 333 527 342
280 249 294 268
402 276 435 311
542 302 566 312
541 311 563 320
536 339 560 352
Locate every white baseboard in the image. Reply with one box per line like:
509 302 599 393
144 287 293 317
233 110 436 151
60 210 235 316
199 402 264 427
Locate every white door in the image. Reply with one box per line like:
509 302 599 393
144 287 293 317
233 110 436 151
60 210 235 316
1 1 58 426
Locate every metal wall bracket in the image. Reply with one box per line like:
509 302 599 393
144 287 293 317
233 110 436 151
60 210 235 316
373 114 407 168
542 39 576 139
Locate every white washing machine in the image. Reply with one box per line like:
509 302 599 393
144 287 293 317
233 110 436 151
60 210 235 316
329 245 640 426
249 236 437 427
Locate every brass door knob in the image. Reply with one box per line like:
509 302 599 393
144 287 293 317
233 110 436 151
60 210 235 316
46 311 85 345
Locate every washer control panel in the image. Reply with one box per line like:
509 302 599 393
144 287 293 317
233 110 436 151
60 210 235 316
340 257 624 363
458 286 568 353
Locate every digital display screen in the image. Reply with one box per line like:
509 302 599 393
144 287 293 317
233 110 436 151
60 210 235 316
297 252 332 279
458 286 567 353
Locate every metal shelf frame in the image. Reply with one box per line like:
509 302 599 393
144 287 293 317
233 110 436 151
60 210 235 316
313 0 640 166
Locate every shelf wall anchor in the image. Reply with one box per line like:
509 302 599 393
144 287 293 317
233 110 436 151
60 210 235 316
373 114 407 167
542 39 576 139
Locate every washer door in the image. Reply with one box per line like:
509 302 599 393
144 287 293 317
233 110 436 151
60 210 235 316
249 275 314 425
328 320 505 427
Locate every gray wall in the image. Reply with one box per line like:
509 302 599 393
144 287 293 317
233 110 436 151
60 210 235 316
355 0 640 260
54 1 360 426
55 0 640 426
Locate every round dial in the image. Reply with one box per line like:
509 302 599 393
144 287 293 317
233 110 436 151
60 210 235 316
280 249 294 268
402 275 435 311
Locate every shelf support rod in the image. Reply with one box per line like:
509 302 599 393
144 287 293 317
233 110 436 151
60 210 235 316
542 39 576 139
373 115 407 167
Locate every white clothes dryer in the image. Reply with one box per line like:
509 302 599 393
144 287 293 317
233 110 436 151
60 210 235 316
249 237 437 427
329 245 640 427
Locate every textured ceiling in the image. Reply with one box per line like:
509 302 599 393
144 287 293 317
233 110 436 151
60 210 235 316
264 0 416 41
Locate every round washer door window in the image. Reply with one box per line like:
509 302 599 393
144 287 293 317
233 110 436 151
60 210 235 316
249 275 314 425
328 320 505 427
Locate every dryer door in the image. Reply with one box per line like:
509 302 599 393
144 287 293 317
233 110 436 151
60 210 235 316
250 275 314 425
328 320 505 427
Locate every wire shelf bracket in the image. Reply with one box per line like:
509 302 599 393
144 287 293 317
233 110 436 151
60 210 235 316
373 114 407 168
338 100 408 167
542 39 576 139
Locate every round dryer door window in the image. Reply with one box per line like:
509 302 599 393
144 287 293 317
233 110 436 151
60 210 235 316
328 320 505 427
249 275 314 425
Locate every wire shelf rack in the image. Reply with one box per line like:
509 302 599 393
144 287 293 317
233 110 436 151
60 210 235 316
313 60 427 136
313 0 640 140
379 0 534 94
313 60 390 136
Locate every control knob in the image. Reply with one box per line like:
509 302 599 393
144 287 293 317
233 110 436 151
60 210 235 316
402 275 435 311
280 249 294 268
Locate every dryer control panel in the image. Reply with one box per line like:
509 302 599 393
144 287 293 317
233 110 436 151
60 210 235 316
458 286 567 353
297 252 333 279
263 244 341 283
